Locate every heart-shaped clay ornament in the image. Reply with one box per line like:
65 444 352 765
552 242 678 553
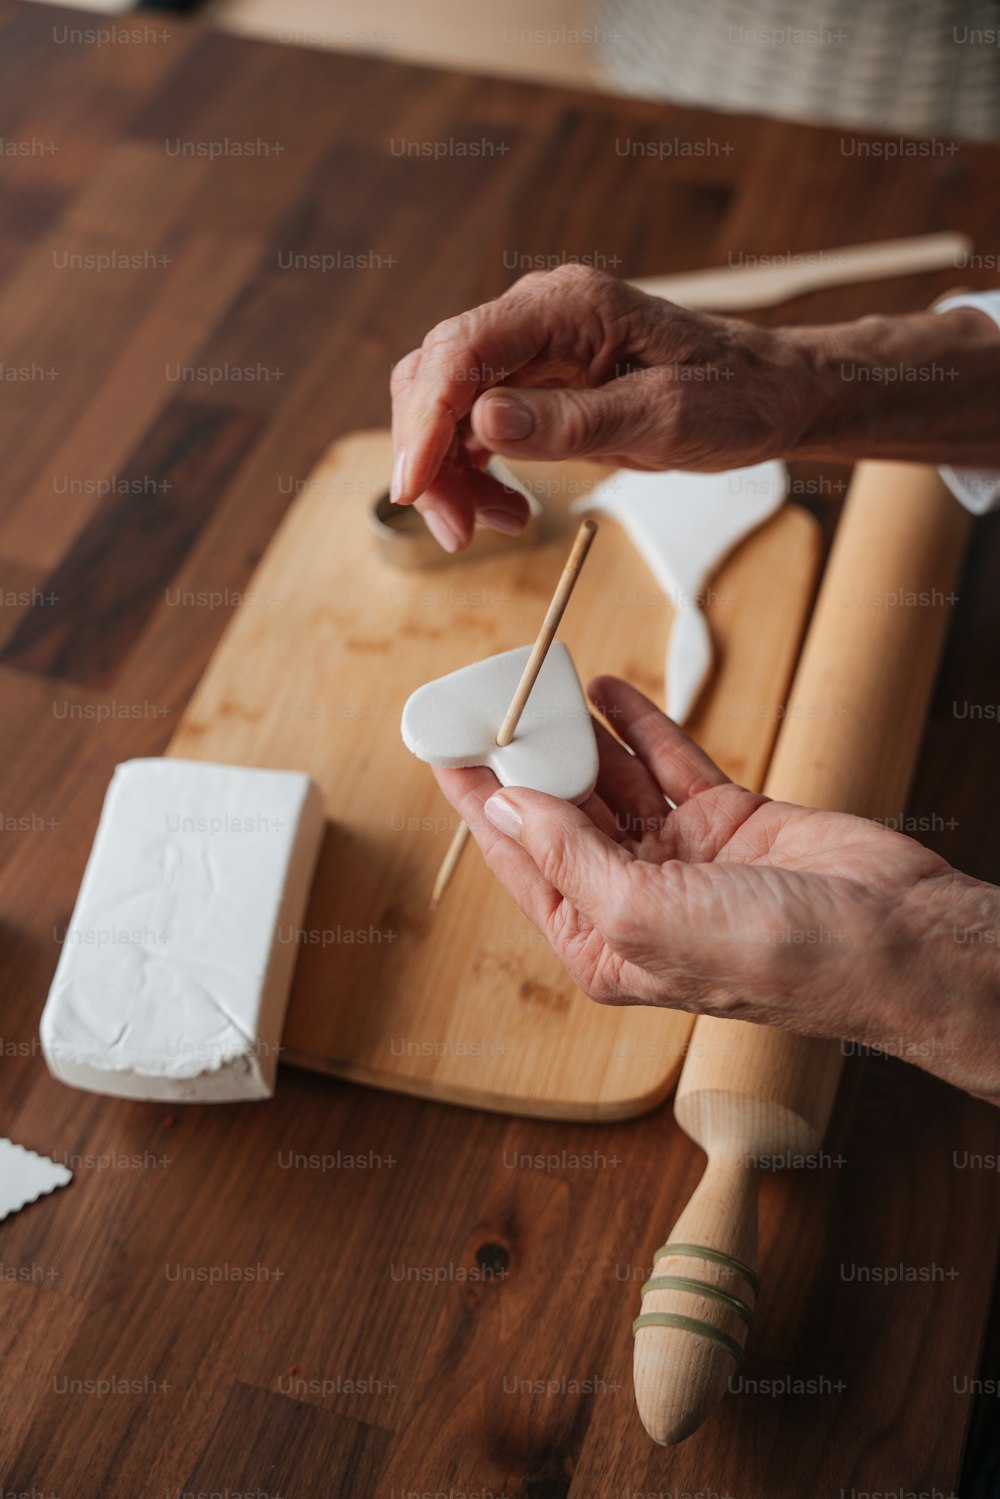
401 641 599 802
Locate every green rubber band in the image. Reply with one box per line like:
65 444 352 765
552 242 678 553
632 1311 745 1365
652 1242 761 1295
640 1274 755 1330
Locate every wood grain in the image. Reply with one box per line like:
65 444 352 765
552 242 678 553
3 400 262 684
0 5 998 1494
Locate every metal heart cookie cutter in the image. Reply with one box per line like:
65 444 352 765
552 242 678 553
368 457 542 569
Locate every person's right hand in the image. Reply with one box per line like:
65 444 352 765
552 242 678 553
389 264 810 552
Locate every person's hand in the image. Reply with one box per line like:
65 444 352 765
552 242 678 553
389 268 1000 553
433 675 1000 1103
389 264 809 552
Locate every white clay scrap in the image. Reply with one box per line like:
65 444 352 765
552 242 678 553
401 641 598 801
574 461 787 722
485 456 542 517
0 1139 72 1222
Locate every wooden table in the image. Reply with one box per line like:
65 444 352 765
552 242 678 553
1 5 999 1494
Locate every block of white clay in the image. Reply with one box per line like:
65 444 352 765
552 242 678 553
574 461 787 722
41 759 325 1103
401 640 598 801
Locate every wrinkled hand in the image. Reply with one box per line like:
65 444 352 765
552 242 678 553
389 264 809 551
433 676 1000 1102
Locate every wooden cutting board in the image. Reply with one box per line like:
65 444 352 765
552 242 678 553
167 430 820 1118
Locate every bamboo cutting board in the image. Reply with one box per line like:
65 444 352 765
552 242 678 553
167 431 820 1118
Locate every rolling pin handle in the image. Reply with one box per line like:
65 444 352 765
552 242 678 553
633 1153 759 1444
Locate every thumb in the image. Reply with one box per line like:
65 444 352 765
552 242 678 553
471 379 659 463
483 787 634 929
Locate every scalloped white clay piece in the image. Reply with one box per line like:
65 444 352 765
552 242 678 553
574 461 787 722
401 640 598 802
0 1139 72 1221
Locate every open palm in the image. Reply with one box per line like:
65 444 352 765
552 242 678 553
435 674 956 1051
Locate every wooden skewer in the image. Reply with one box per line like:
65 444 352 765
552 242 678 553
429 518 598 910
429 820 471 910
494 519 598 747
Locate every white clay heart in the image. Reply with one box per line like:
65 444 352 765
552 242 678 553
574 461 787 722
401 640 599 802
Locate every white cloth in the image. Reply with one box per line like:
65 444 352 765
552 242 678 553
936 290 1000 515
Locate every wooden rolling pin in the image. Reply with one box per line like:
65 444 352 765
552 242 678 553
633 459 973 1444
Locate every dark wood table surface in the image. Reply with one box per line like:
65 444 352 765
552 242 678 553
1 4 999 1495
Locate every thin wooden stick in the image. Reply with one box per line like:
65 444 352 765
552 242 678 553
430 519 598 910
430 820 471 910
495 519 598 746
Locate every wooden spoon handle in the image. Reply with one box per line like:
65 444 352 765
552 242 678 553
630 231 971 311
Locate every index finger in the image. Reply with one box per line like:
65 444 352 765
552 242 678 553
391 269 604 505
588 676 730 804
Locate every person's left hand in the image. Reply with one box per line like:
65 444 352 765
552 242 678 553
432 675 1000 1103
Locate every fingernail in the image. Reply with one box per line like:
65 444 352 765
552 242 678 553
390 449 408 503
422 509 461 554
479 507 526 536
484 394 534 442
484 792 523 840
